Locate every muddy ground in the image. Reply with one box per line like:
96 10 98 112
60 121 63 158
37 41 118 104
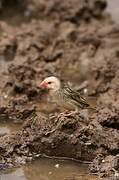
0 0 119 179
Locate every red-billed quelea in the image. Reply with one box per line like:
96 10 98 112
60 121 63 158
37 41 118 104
39 76 95 112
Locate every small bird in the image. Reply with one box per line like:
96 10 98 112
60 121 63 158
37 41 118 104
39 76 95 112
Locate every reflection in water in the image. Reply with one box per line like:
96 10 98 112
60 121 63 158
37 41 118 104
1 158 99 180
0 168 26 180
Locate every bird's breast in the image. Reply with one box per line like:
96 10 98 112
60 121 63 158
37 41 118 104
51 90 75 110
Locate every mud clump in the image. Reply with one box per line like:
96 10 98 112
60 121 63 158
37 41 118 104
29 0 107 22
0 111 111 164
0 110 118 179
90 155 119 179
0 0 119 179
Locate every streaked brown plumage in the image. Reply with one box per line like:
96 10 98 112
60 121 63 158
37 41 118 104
39 76 95 111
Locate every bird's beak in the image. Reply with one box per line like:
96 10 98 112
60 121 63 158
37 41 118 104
39 81 48 88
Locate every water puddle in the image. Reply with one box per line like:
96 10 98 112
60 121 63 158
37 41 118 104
0 55 9 73
0 1 32 26
0 121 22 136
0 158 99 180
107 0 119 23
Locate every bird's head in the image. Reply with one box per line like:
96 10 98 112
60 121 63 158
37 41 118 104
39 76 61 93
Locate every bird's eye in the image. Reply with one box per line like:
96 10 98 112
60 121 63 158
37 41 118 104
48 82 52 84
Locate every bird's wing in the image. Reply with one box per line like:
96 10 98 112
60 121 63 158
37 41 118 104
63 85 90 109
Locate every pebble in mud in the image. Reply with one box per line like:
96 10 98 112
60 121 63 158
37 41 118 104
3 94 8 99
55 164 60 168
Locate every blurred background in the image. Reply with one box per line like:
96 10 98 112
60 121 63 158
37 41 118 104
0 1 119 180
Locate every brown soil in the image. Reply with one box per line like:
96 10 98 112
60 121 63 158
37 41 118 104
0 0 119 179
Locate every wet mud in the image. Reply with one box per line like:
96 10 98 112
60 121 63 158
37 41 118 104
0 0 119 179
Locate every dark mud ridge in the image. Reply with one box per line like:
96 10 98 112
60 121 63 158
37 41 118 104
0 0 119 179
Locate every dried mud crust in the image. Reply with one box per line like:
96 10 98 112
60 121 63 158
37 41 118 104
0 0 118 179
